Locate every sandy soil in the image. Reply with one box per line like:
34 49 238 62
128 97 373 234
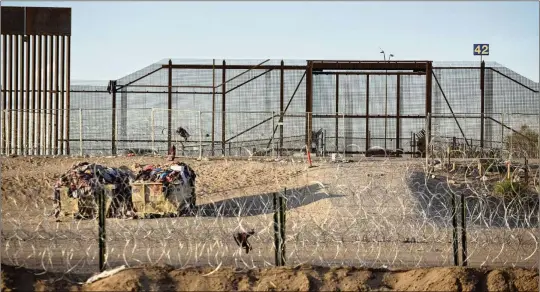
2 263 538 291
1 156 538 276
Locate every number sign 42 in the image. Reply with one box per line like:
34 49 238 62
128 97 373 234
474 44 489 56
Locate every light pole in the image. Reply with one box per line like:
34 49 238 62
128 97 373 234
380 49 394 149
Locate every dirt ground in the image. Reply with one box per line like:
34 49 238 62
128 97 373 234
1 155 538 288
1 263 538 291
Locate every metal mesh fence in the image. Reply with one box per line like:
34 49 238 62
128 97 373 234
2 60 538 158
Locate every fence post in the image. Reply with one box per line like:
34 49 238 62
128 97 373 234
335 75 339 154
342 113 346 159
167 60 173 152
426 113 431 164
111 80 117 156
501 113 505 155
279 188 287 265
198 111 203 159
460 193 467 266
79 109 83 156
273 192 282 266
151 109 155 153
221 60 226 156
538 109 540 159
451 191 459 266
412 132 416 158
98 186 107 272
480 61 485 149
509 114 513 160
271 111 275 157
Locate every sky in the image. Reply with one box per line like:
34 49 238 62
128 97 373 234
3 1 540 83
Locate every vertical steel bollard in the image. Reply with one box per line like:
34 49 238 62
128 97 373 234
98 187 106 272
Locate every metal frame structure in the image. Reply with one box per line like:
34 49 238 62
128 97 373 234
102 60 440 157
305 60 433 154
11 57 533 158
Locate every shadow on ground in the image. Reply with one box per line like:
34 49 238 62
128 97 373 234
195 183 343 217
407 171 539 228
59 184 342 220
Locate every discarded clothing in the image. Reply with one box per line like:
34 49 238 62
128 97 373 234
53 162 135 218
134 162 196 186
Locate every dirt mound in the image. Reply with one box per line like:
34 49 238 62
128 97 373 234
2 264 538 292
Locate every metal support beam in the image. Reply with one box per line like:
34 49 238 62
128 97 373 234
432 71 469 147
211 59 216 156
167 59 172 151
279 60 284 156
490 67 539 93
65 36 71 155
314 71 425 76
335 74 339 153
225 69 273 95
111 81 117 155
480 60 485 148
305 61 313 151
311 60 430 71
164 64 305 71
425 62 433 140
221 60 226 155
396 75 401 150
365 74 370 151
266 70 307 150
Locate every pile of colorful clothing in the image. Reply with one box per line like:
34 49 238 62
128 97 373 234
53 162 135 218
134 162 196 186
54 162 133 197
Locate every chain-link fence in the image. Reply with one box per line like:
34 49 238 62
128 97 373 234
2 109 538 161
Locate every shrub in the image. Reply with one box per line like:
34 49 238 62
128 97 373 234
493 179 529 198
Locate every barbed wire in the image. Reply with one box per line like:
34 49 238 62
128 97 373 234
1 116 539 282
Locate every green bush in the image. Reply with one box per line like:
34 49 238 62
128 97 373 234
493 179 529 197
503 125 539 158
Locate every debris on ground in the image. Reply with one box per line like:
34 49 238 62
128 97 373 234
53 162 135 218
133 162 196 185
